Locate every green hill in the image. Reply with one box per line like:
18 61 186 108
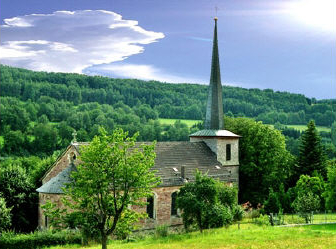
0 64 335 157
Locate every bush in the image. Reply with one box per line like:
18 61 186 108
0 230 81 249
155 225 169 238
252 214 270 226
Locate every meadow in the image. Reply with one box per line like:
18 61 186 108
286 124 331 132
158 118 202 127
46 224 336 249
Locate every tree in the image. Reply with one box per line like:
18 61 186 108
224 117 293 205
0 196 12 232
0 165 36 232
44 128 159 249
177 171 237 232
324 160 336 211
292 192 320 223
297 120 327 178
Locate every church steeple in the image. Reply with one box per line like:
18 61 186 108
204 17 224 130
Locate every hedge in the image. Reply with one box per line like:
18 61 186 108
0 230 81 249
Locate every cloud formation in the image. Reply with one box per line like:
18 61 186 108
0 10 164 73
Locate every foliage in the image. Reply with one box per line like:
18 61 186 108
324 160 336 211
0 196 12 232
264 188 281 214
0 164 37 232
0 230 81 249
252 214 271 226
297 120 327 178
176 171 238 232
155 225 169 238
43 128 160 249
292 192 321 223
224 117 294 205
1 65 335 158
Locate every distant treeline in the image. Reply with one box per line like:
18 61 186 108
1 65 335 126
0 64 335 157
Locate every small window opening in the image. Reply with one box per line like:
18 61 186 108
171 192 178 216
226 144 231 161
146 196 154 219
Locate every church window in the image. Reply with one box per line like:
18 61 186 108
146 196 154 219
226 144 231 161
171 192 178 216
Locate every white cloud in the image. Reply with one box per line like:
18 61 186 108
0 10 164 73
84 63 206 84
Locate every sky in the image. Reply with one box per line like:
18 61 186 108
1 0 335 99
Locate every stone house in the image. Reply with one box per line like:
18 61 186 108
36 17 240 229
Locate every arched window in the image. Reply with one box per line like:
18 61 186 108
171 192 178 216
146 196 154 219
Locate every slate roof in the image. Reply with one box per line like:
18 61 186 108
190 129 240 138
36 163 76 194
150 141 236 186
37 141 237 193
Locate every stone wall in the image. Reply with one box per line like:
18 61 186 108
190 136 239 166
38 186 183 229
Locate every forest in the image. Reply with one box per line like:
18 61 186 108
1 64 335 158
0 64 335 234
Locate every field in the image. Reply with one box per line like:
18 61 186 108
47 224 336 249
286 124 331 133
159 118 202 127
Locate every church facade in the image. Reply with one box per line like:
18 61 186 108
37 18 240 229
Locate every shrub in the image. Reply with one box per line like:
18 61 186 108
0 230 81 249
252 214 270 226
155 225 169 238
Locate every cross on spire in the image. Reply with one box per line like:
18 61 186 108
72 130 77 143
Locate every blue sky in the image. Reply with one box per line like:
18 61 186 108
1 0 335 99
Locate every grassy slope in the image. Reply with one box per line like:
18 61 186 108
286 124 331 133
159 118 331 133
159 118 202 127
48 224 336 249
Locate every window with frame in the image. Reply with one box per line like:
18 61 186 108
146 196 154 219
226 144 231 161
171 192 178 216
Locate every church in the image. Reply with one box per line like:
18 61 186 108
36 17 240 229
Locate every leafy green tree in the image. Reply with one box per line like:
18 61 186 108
44 128 159 249
324 160 336 211
0 165 36 232
292 192 320 223
297 120 327 178
177 171 237 232
0 196 12 232
224 117 293 205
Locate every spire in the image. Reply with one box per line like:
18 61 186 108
204 17 224 130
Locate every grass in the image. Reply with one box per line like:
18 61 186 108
159 118 202 127
46 224 336 249
286 124 331 133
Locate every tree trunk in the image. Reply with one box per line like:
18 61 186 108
101 232 107 249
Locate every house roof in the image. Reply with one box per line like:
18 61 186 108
190 129 241 138
37 141 237 193
36 163 76 194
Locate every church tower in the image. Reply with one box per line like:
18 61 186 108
190 17 240 167
205 17 224 130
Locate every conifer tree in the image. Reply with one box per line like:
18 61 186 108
297 120 327 178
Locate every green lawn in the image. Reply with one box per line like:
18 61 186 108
159 118 202 127
286 124 331 133
47 224 336 249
